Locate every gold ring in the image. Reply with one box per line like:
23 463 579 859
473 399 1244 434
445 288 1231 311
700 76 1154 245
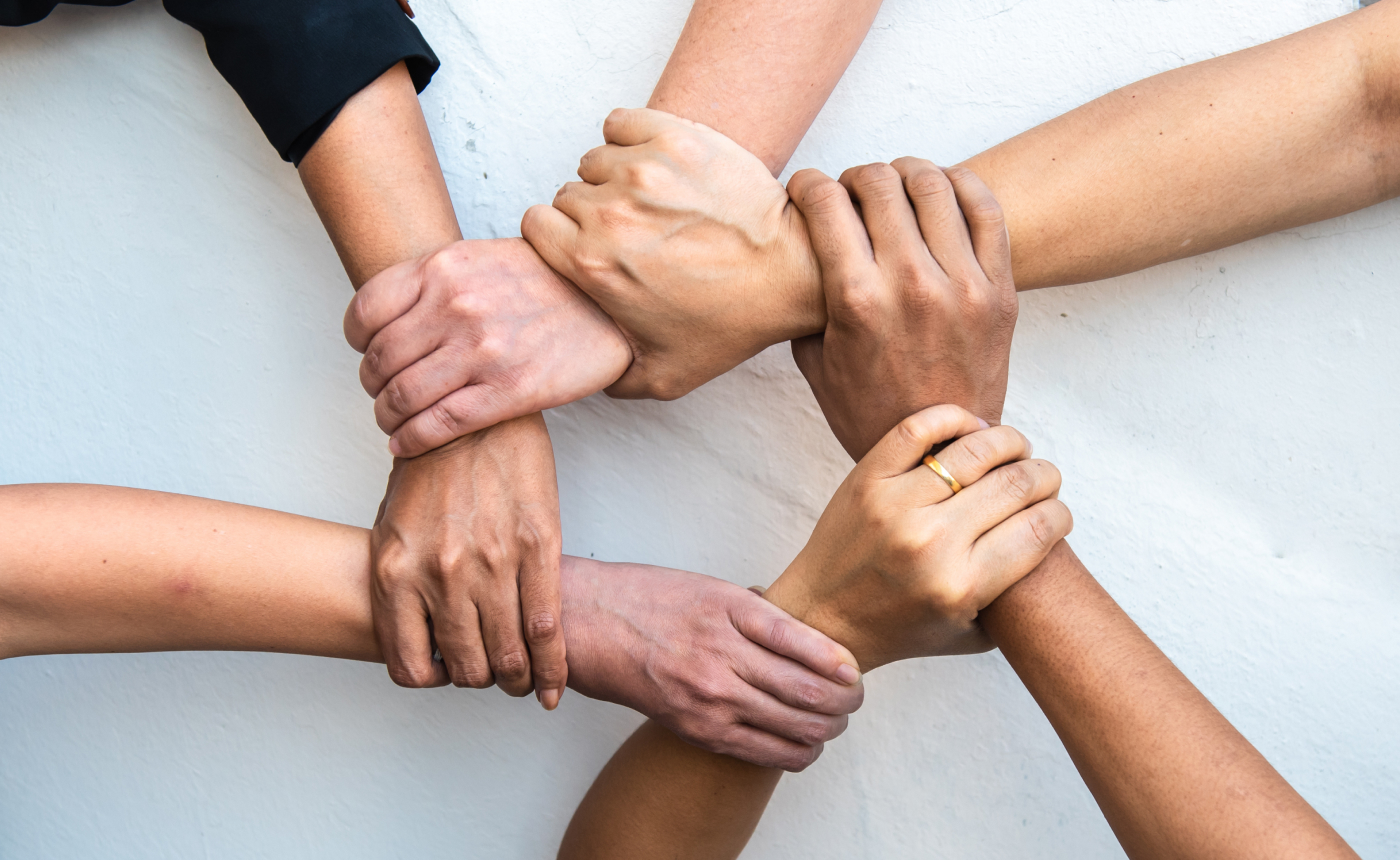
923 455 962 494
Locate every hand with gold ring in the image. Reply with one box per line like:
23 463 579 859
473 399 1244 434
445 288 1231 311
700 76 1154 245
762 404 1071 671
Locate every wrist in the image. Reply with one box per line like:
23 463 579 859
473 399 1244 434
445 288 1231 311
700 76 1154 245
762 552 875 672
768 203 827 342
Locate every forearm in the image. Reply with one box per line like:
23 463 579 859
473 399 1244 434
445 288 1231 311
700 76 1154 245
559 567 820 860
980 542 1356 859
649 0 884 174
965 1 1400 290
559 720 780 860
0 484 379 663
298 61 461 289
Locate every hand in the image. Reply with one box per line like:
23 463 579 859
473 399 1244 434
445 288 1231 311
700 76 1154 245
560 556 864 772
370 413 568 708
764 405 1072 671
522 108 824 400
789 159 1018 460
344 238 632 458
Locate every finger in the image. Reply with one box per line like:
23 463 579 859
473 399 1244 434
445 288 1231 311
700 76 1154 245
358 306 448 398
517 535 567 710
735 687 850 748
387 384 520 458
840 162 936 276
373 587 450 688
860 404 986 480
970 498 1073 605
477 567 534 697
733 650 864 717
601 106 674 147
890 424 1031 507
519 203 583 287
731 593 862 687
429 593 495 689
576 143 628 185
372 345 485 436
344 257 425 353
787 168 878 317
943 166 1013 287
890 158 978 282
948 458 1063 539
705 725 824 773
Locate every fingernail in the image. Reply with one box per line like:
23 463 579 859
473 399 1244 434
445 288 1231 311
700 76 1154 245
388 438 403 457
835 664 860 685
976 417 990 430
541 688 561 711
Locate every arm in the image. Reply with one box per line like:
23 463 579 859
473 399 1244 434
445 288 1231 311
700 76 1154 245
559 163 1055 860
299 64 571 707
349 0 886 455
527 1 1400 393
0 483 863 771
967 0 1400 289
981 545 1357 859
648 0 884 175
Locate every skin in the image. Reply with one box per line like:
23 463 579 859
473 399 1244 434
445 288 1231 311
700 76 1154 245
557 167 1356 859
0 483 865 772
558 160 1062 860
346 0 888 454
324 0 890 696
298 63 570 702
522 1 1400 404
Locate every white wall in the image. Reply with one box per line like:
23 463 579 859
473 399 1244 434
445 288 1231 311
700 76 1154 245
1 0 1396 856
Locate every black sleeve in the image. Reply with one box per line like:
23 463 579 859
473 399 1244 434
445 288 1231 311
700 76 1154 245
161 0 440 165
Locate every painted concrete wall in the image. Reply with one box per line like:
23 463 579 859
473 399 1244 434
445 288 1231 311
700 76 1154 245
1 0 1396 856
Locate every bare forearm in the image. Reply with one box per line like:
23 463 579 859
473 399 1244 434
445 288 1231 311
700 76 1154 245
298 61 461 288
559 720 780 860
980 542 1356 859
558 572 822 860
965 1 1400 289
0 484 379 663
650 0 883 174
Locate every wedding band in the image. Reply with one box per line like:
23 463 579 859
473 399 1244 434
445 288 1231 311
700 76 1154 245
923 455 962 494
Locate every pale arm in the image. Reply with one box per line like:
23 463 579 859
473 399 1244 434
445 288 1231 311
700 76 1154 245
649 0 884 174
531 1 1400 380
0 483 863 771
970 0 1400 290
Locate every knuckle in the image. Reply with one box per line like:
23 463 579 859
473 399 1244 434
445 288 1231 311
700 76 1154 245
997 462 1038 504
524 610 559 644
451 664 494 689
797 175 852 217
903 167 954 202
849 162 900 192
959 433 1000 472
490 648 530 683
1023 507 1060 554
381 378 415 421
388 660 437 689
425 402 465 440
786 743 822 773
789 678 828 712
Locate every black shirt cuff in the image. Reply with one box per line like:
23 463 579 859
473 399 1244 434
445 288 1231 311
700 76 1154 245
162 0 440 164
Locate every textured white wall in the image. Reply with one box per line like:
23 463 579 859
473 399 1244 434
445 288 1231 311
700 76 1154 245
1 0 1397 856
